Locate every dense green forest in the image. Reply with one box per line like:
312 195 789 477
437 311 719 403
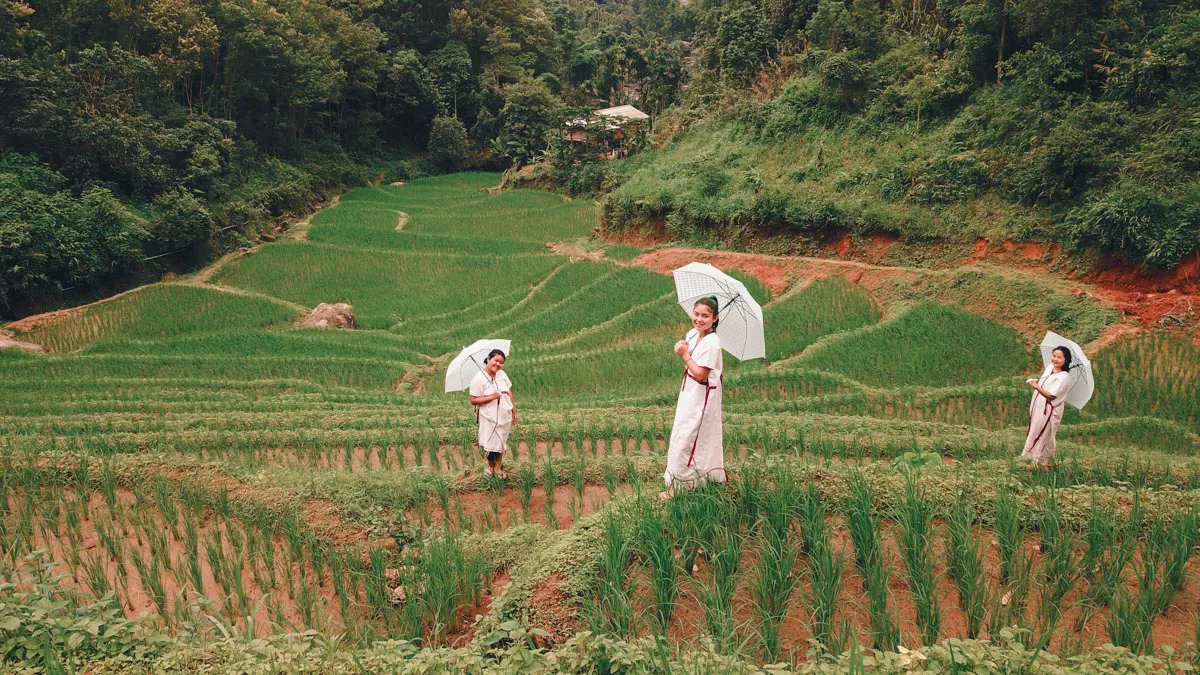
0 0 689 316
589 0 1200 271
2 0 1198 317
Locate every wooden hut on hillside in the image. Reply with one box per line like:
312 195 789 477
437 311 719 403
563 105 650 159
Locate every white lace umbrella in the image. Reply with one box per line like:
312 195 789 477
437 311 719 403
1038 331 1094 409
445 339 511 392
671 262 765 360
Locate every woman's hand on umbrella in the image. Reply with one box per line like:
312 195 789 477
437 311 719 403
674 340 689 357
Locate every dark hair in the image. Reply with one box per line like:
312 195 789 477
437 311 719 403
693 296 719 330
1053 346 1073 371
485 349 506 364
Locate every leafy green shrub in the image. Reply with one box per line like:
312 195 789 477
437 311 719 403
910 152 988 204
0 155 146 307
1067 184 1200 268
428 115 472 173
147 189 212 254
0 553 169 668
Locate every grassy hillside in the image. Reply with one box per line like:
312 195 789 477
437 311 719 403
595 6 1200 270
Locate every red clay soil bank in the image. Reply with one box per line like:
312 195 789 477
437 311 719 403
632 244 1196 342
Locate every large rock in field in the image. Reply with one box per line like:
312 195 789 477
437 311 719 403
300 302 355 329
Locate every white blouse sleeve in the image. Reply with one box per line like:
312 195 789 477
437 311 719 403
1045 371 1071 403
691 334 721 370
468 372 486 397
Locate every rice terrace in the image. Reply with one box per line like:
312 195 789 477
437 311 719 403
0 170 1197 673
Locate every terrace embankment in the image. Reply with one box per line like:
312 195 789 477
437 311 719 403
627 245 1192 348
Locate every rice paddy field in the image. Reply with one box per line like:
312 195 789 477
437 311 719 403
3 172 1200 673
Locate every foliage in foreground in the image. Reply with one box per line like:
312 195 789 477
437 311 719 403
3 576 1192 675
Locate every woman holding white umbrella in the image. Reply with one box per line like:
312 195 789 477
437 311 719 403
1021 332 1092 470
469 348 517 479
662 296 726 499
661 263 765 498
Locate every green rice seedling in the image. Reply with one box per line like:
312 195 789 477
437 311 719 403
365 548 389 619
993 486 1023 584
1086 534 1135 611
1034 494 1080 648
572 424 585 457
846 472 880 577
752 484 801 661
667 485 719 577
945 496 988 638
570 454 588 499
699 515 743 653
152 477 179 537
603 461 620 498
84 552 111 600
625 457 642 495
797 480 825 557
99 464 119 510
297 573 318 629
431 475 451 521
637 502 679 636
847 479 900 651
590 514 637 638
421 534 469 643
330 552 351 626
1108 587 1155 654
517 463 536 521
543 457 559 529
806 523 846 655
896 475 940 646
132 548 168 619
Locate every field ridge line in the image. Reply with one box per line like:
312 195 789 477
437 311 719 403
170 281 309 314
767 301 915 371
540 291 675 350
424 266 619 346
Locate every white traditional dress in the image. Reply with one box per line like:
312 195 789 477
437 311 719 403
469 369 513 454
665 329 725 488
1021 367 1070 465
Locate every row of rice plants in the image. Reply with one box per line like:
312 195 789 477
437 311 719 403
1089 332 1200 431
580 468 1200 663
0 462 494 647
212 241 559 329
797 301 1036 387
16 284 299 354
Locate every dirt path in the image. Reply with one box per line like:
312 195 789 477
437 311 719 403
287 194 341 241
547 239 612 264
174 281 309 315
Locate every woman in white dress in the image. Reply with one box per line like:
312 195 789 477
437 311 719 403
662 296 725 500
1021 345 1073 470
469 349 517 479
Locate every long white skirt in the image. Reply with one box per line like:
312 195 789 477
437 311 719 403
664 375 725 488
480 419 512 454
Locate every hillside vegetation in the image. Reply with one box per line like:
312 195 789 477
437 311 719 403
592 1 1200 269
